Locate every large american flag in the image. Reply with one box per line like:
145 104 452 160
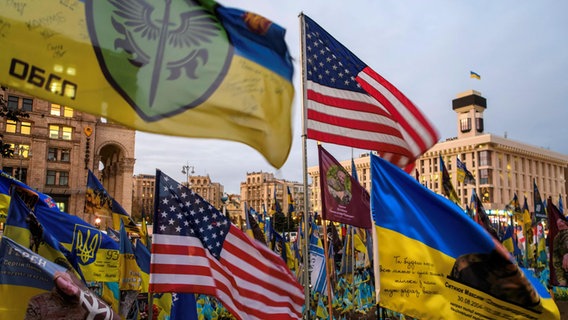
303 15 439 169
149 170 303 320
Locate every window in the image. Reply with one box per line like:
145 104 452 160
479 150 492 166
50 104 62 116
5 120 32 134
47 147 70 162
63 106 74 118
476 117 484 133
7 96 18 109
22 98 33 111
460 118 471 133
3 166 28 183
5 120 17 133
48 125 73 140
20 121 31 135
61 149 70 162
62 127 72 140
48 148 57 161
7 95 33 111
46 170 69 186
46 170 56 185
59 171 69 186
479 169 492 185
49 125 59 139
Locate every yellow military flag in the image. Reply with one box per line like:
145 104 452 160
0 0 294 168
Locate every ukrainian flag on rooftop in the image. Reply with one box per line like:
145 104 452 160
470 71 481 79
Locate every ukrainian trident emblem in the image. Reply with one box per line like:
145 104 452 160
86 0 231 120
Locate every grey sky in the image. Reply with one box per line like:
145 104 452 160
134 1 568 194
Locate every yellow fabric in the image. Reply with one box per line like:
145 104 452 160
0 1 293 168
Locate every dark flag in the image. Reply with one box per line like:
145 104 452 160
318 144 371 228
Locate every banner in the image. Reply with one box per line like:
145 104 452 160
0 237 67 319
0 0 294 168
370 153 559 319
318 144 371 228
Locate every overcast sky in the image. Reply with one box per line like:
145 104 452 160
134 1 568 194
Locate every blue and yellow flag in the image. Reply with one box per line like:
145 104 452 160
134 239 151 294
370 153 559 320
3 189 82 279
33 201 120 282
470 71 481 79
119 220 142 291
0 237 69 319
0 0 294 168
86 170 140 233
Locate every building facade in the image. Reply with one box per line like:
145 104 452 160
131 173 155 220
240 171 306 219
0 88 135 227
308 90 568 215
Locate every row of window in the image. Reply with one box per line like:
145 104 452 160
2 167 69 186
6 121 74 140
7 96 73 117
11 144 71 162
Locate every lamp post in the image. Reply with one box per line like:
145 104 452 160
221 192 229 220
181 162 195 187
16 145 30 181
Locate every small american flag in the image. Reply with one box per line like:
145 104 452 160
303 14 439 170
149 170 303 320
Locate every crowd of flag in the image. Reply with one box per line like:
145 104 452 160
0 1 564 319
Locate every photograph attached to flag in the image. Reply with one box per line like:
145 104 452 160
302 14 439 170
546 199 568 287
318 144 371 228
370 153 559 319
149 170 303 319
0 1 294 168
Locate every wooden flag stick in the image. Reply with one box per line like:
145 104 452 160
321 219 334 318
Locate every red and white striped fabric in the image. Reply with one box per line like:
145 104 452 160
150 170 304 320
304 15 439 170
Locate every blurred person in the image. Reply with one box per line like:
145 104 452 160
25 271 119 320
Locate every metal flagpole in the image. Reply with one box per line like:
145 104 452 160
299 12 311 319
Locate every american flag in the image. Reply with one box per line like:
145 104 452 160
303 15 439 169
149 170 303 320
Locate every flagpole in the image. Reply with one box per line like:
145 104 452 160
299 12 311 318
321 219 334 318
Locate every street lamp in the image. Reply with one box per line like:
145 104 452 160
181 162 195 186
16 145 30 181
221 192 229 219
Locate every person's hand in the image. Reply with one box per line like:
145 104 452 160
53 271 80 297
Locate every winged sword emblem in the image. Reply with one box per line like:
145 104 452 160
86 0 232 120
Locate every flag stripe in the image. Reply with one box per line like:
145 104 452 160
358 67 438 153
307 108 402 135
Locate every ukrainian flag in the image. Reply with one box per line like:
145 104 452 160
0 170 121 282
0 1 294 168
370 154 559 319
0 237 68 319
470 71 481 79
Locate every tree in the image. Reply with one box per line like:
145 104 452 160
0 86 30 158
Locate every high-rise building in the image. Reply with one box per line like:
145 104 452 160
308 90 568 215
0 88 135 227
